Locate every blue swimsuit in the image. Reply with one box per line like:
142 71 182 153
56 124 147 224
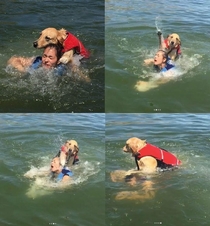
56 168 73 182
160 58 175 72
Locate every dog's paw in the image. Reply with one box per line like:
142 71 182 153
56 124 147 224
157 30 162 36
59 56 70 64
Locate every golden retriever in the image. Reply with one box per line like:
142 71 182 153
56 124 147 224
123 137 181 170
110 137 157 201
33 27 90 64
110 137 181 201
56 139 79 167
159 32 181 61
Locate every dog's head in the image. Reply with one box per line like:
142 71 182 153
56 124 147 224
64 139 79 154
59 139 79 167
123 137 147 156
167 33 181 49
33 27 67 48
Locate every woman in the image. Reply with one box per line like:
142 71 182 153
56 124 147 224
7 43 66 76
144 49 175 73
50 157 73 182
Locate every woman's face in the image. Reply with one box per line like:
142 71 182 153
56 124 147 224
51 157 61 173
153 51 166 66
41 47 58 69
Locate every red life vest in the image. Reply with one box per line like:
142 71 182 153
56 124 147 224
62 32 90 58
137 143 181 167
164 39 181 55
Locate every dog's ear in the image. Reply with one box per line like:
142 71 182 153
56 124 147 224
74 145 79 154
176 37 181 45
57 28 67 43
127 142 138 154
136 139 147 150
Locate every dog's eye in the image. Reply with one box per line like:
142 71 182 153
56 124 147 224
45 36 51 41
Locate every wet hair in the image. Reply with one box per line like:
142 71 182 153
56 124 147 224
44 43 63 60
157 49 168 60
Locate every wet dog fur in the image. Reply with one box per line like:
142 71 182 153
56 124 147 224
56 139 79 168
110 137 158 201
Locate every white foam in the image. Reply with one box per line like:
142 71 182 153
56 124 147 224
24 159 101 199
135 52 201 92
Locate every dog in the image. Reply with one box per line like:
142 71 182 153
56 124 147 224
33 27 90 64
56 139 79 168
110 137 181 201
123 137 181 170
158 32 181 61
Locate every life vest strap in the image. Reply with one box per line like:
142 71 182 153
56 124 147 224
135 156 140 170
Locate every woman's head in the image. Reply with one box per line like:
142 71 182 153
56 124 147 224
153 50 168 67
50 157 62 173
41 43 63 69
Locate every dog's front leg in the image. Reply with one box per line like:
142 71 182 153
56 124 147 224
59 49 74 64
157 31 165 50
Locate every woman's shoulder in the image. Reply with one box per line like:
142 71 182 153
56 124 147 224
30 56 42 69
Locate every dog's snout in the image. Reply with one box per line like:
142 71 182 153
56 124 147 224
171 41 174 45
33 41 38 48
123 146 127 152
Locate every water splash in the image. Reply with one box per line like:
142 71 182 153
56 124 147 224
155 16 163 33
24 158 101 199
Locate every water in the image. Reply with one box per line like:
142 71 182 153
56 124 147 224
0 0 104 113
0 113 105 226
105 114 210 226
105 0 210 112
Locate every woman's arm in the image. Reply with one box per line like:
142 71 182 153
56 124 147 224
144 58 154 65
7 56 34 72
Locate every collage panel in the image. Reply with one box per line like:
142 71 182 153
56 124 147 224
105 0 210 113
0 0 104 113
106 113 210 225
1 0 210 226
0 113 105 225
